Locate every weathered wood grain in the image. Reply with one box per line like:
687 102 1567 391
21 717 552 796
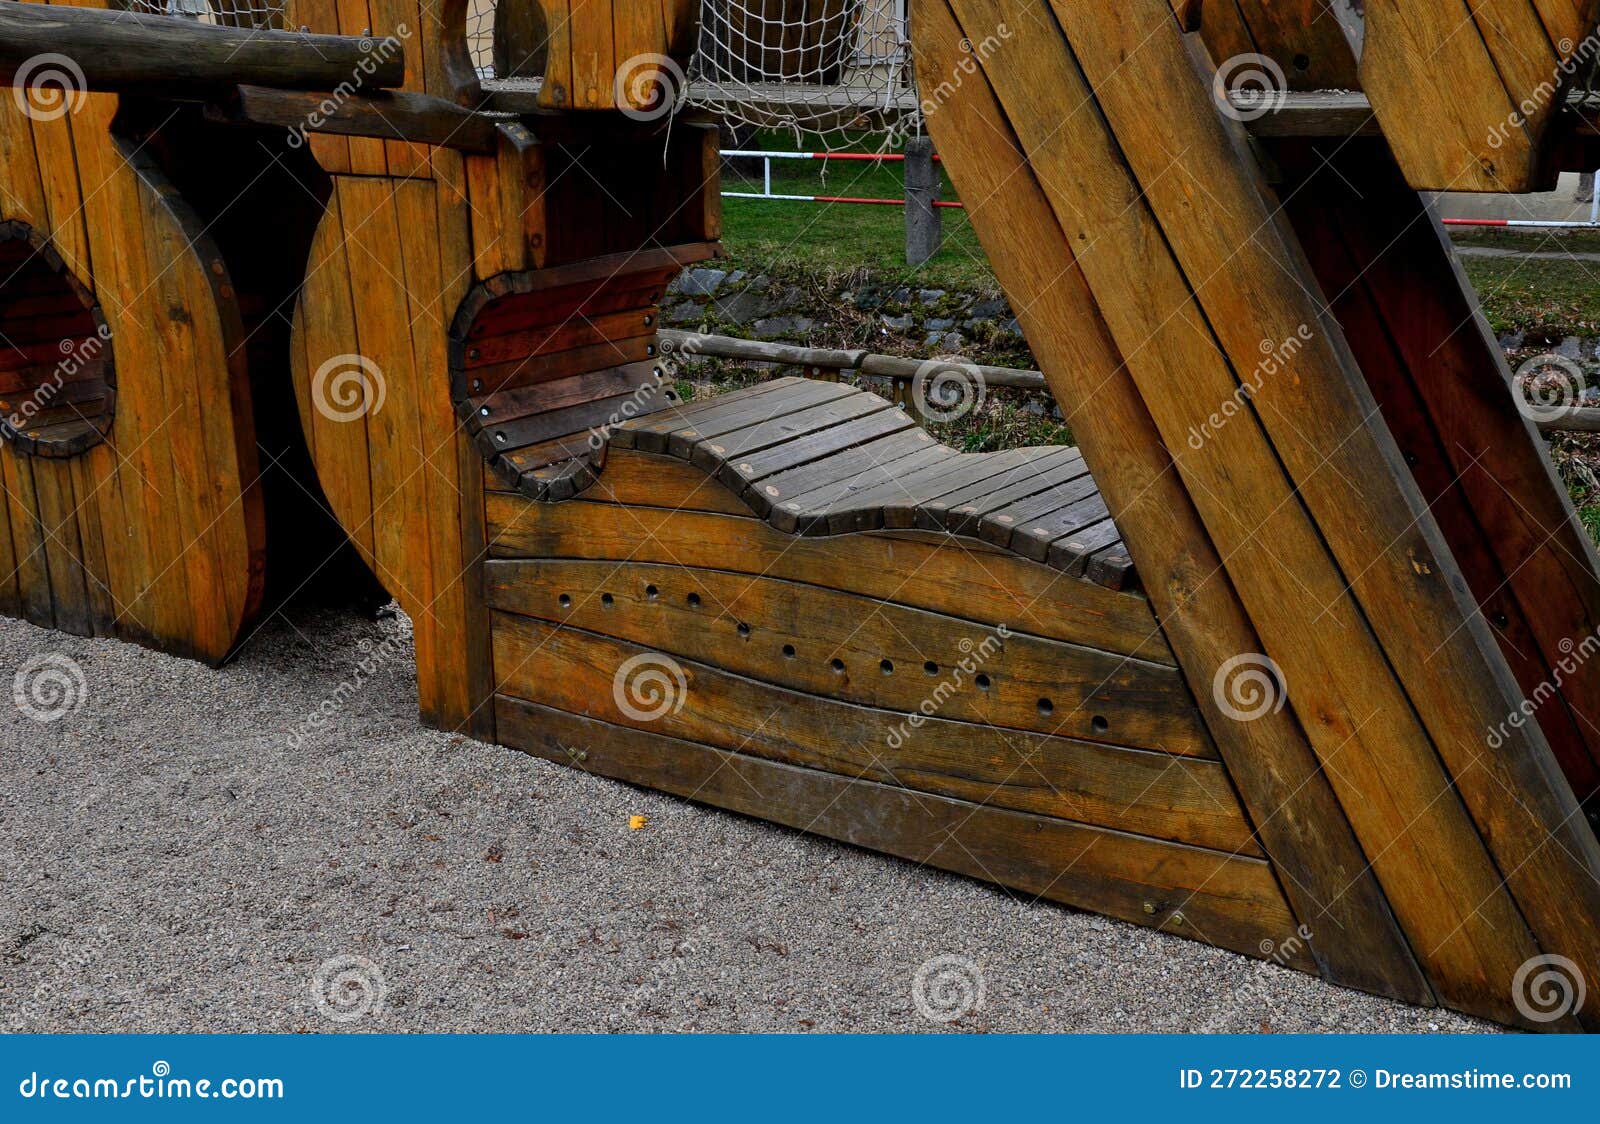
917 0 1429 1007
493 612 1246 851
496 698 1311 966
487 558 1212 756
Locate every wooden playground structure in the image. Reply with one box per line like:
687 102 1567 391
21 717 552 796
2 0 1600 1030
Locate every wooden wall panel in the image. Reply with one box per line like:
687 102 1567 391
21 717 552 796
923 0 1600 1027
914 0 1429 1010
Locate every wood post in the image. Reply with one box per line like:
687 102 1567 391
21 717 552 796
904 136 941 266
0 0 405 96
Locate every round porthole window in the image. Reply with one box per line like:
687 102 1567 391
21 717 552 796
0 222 114 457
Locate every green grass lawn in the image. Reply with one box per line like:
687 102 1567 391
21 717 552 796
718 150 1600 338
719 135 994 290
1451 228 1600 337
710 153 1600 534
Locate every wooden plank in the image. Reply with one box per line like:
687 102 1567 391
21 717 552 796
776 440 954 535
610 376 819 452
468 280 666 339
341 176 440 715
612 0 667 116
570 0 615 109
366 0 431 175
465 306 652 369
334 0 389 175
911 446 1082 533
144 157 263 658
755 427 936 525
222 85 497 156
477 381 671 457
487 496 1176 663
466 361 659 426
488 557 1215 758
396 176 474 729
540 0 573 108
1023 0 1597 1025
0 444 19 617
462 335 659 398
296 186 375 567
68 454 109 632
0 78 49 227
715 405 919 499
2 451 50 626
938 450 1089 538
496 122 546 271
102 139 190 654
497 698 1310 965
802 445 1009 534
465 150 512 279
493 612 1239 846
565 444 751 516
29 112 90 282
977 471 1102 549
288 0 352 171
435 148 496 737
28 460 87 634
1281 137 1600 795
1359 1 1537 191
915 0 1430 1005
1230 1 1361 90
64 91 151 645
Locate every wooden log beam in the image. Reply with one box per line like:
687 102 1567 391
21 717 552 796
0 0 404 95
660 329 1050 390
208 86 498 153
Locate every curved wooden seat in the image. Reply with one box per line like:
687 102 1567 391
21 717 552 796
608 378 1135 590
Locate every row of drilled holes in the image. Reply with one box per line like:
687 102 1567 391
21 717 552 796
556 584 1112 731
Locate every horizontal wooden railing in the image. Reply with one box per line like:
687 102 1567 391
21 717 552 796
662 329 1600 432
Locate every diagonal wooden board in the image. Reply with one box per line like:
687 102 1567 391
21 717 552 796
917 0 1600 1028
910 0 1428 1008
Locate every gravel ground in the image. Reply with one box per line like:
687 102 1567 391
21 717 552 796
0 606 1494 1034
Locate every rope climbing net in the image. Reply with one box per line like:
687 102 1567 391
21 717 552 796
123 0 285 29
685 0 920 150
462 0 920 150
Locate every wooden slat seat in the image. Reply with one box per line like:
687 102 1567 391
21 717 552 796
602 378 1136 591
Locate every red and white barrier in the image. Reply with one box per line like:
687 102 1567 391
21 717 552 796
722 149 966 209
